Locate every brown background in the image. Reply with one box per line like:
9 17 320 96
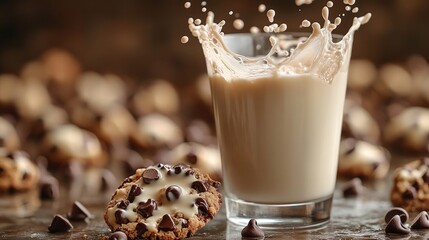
0 0 428 84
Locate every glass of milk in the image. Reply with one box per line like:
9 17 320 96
205 32 352 229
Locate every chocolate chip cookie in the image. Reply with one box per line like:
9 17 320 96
391 158 429 211
104 164 221 240
0 150 40 192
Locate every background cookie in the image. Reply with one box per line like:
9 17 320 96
0 150 40 192
104 164 221 240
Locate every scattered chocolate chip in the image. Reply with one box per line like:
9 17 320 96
241 219 265 238
191 181 208 193
67 201 94 221
48 215 73 233
128 184 143 202
158 214 175 231
402 186 417 199
186 152 198 165
384 208 409 224
115 209 129 224
195 197 209 214
136 222 148 236
117 200 130 210
342 178 364 198
39 176 60 200
410 211 429 229
137 199 158 218
109 231 128 240
101 169 117 191
385 215 410 235
166 185 182 201
142 168 160 184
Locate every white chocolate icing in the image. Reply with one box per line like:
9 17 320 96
108 166 201 232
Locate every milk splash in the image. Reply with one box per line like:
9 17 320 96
188 2 371 83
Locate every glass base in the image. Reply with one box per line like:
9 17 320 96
225 195 333 230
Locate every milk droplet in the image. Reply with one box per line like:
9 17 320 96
201 1 207 6
327 1 333 8
334 17 342 25
250 26 260 34
301 20 311 28
345 6 351 11
188 18 194 24
258 4 266 13
278 23 287 32
184 2 191 8
352 7 359 13
295 0 313 6
267 9 275 23
233 19 245 30
195 19 202 25
343 0 356 5
202 7 207 12
229 11 233 15
181 36 189 44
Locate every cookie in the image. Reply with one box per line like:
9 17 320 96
15 80 52 120
342 104 380 143
42 124 107 167
0 117 21 152
338 139 390 180
131 114 183 150
26 105 68 139
97 106 137 144
0 150 40 192
391 158 429 212
104 164 222 240
168 143 222 181
76 72 127 114
384 107 429 153
132 80 180 116
184 120 217 146
347 59 377 91
0 74 21 112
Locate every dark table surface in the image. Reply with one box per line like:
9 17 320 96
0 155 427 240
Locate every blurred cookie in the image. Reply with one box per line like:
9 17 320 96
15 80 51 120
0 117 21 152
347 59 377 91
42 48 82 85
76 72 127 114
391 158 429 211
342 104 380 143
132 80 180 116
97 106 137 145
338 139 390 180
0 150 40 192
384 107 429 153
104 164 222 240
131 114 183 150
26 105 68 139
0 74 21 113
42 124 107 167
169 143 221 181
185 120 216 146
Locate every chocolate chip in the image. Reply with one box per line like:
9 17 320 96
109 231 128 240
128 184 143 202
342 178 364 198
241 219 265 238
0 167 4 176
117 200 130 210
137 199 158 218
195 197 209 214
48 215 73 233
384 207 409 224
39 176 60 200
174 165 184 174
385 215 410 235
191 181 208 193
115 209 129 224
101 169 117 191
410 211 429 229
142 168 160 184
67 201 94 221
136 222 148 236
185 169 195 176
181 219 189 228
186 152 198 165
166 185 182 201
22 171 29 180
158 214 175 231
402 186 417 199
